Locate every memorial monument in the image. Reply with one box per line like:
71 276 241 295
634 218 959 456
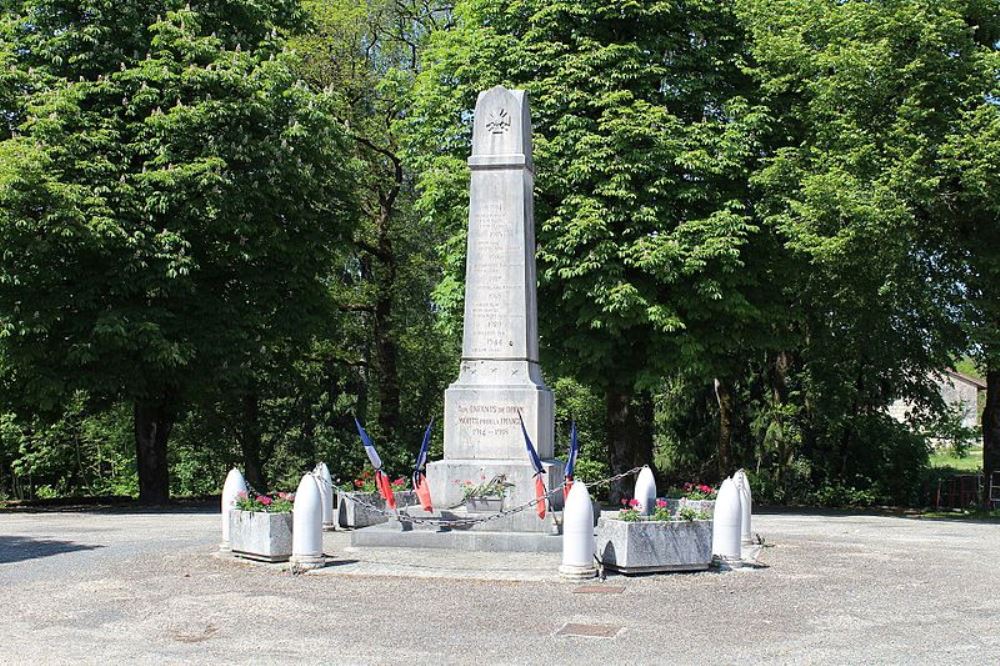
423 86 562 532
352 86 563 548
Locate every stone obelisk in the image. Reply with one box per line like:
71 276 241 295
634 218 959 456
426 86 561 531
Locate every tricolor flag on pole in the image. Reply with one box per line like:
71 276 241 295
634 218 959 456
412 419 434 512
353 416 396 510
563 420 579 500
518 411 547 520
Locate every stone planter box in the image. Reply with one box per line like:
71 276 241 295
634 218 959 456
596 516 712 574
663 498 716 517
465 496 504 513
337 490 418 529
229 510 293 562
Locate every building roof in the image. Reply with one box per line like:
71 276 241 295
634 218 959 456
944 368 988 390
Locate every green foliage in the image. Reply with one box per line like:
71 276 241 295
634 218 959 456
927 404 979 458
553 376 607 481
0 396 135 499
676 506 710 522
459 475 513 499
2 0 996 510
617 506 641 522
808 484 882 509
407 0 772 393
0 0 357 499
666 483 718 501
930 447 983 473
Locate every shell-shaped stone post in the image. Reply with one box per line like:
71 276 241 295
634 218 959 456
220 468 248 551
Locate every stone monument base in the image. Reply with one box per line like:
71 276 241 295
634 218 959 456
426 458 565 533
350 522 564 553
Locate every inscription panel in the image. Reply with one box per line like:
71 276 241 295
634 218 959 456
456 403 527 439
464 198 527 358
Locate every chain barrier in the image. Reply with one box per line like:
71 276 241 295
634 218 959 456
320 466 645 528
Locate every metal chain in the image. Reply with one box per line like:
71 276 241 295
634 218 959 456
321 466 644 528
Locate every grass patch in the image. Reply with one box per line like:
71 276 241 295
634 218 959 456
929 447 982 472
920 508 1000 521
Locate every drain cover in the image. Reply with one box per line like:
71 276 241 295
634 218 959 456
555 623 623 638
573 585 625 594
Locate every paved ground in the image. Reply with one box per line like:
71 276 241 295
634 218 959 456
2 507 999 665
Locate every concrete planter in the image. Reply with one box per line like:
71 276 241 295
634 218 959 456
596 517 712 574
337 490 418 529
465 496 504 513
663 498 716 517
229 510 293 562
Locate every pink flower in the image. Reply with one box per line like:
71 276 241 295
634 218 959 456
259 496 272 506
628 499 640 508
620 499 628 507
236 491 247 499
656 499 667 509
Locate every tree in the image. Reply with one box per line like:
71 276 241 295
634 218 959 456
0 1 355 503
734 0 990 501
293 0 456 461
405 0 771 495
934 5 1000 494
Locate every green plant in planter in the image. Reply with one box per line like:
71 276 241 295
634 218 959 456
666 483 718 500
619 499 709 522
341 469 409 494
460 475 513 500
234 491 294 513
676 506 711 522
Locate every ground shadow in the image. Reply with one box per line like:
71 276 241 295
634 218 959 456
0 535 104 564
1 501 217 516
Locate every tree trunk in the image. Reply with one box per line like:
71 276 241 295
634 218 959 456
373 281 400 446
715 378 734 478
770 351 793 480
982 368 1000 508
134 398 174 505
605 388 655 504
240 390 266 492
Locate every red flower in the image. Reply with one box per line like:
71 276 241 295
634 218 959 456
656 499 667 509
259 496 272 506
628 499 640 508
354 479 363 488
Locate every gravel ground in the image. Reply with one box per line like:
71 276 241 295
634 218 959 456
2 507 999 665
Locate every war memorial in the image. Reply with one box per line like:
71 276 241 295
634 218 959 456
213 87 760 578
4 84 1000 666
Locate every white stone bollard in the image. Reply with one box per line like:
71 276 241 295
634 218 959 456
633 466 657 515
220 468 248 551
734 469 753 545
559 481 597 580
315 462 335 531
712 477 742 563
290 473 325 570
